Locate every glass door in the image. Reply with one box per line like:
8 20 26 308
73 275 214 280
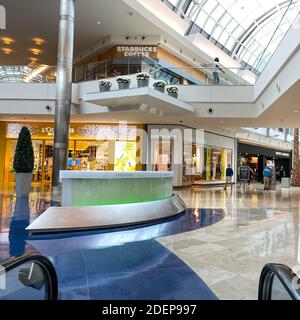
32 140 43 184
152 139 173 171
42 140 53 186
42 140 75 185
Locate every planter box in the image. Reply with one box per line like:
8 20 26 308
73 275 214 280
154 86 165 93
137 79 149 88
168 92 178 98
15 173 32 197
118 83 130 90
99 85 111 92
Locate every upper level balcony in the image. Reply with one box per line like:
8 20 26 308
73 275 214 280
0 55 254 86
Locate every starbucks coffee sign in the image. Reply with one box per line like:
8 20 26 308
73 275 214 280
116 46 158 58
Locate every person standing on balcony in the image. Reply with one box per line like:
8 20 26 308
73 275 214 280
212 57 225 85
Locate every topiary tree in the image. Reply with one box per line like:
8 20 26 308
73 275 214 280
13 127 34 173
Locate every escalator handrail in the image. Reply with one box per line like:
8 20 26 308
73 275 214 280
1 254 58 300
258 263 300 300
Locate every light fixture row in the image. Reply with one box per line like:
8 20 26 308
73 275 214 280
1 47 43 56
1 37 45 59
1 37 45 46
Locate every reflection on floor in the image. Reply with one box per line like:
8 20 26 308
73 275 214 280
161 184 300 300
2 183 299 300
0 187 222 300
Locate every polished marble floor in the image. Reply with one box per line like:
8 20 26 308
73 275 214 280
160 183 300 300
0 187 222 300
1 183 299 300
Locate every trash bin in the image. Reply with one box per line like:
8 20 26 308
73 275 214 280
281 177 290 188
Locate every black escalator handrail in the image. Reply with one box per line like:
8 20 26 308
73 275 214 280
1 254 58 300
258 263 300 300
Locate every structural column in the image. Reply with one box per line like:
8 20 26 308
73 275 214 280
292 128 300 186
52 0 75 194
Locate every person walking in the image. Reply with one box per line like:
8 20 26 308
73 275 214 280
212 57 225 85
279 166 286 183
224 164 234 190
263 166 272 190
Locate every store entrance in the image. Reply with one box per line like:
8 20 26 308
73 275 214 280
4 139 74 187
152 139 173 172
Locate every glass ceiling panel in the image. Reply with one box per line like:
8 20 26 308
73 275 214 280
175 0 300 71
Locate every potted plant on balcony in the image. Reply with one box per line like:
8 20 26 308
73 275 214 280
153 80 167 93
136 72 151 88
116 76 131 90
13 127 34 197
99 79 113 92
166 85 179 98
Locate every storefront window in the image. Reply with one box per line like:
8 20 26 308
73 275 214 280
3 123 142 187
152 140 173 171
73 141 109 171
4 139 75 186
114 141 137 172
192 145 232 182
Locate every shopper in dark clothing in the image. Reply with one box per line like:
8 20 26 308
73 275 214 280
224 164 234 190
279 166 286 182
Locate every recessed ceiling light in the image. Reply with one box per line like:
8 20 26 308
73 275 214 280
2 48 13 55
97 21 102 24
1 37 14 45
33 38 44 46
30 48 42 55
29 57 39 63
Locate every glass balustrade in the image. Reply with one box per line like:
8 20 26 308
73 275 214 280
73 55 255 86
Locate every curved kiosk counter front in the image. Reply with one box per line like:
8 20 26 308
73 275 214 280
27 171 186 234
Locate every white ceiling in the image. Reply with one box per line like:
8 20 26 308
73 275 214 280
0 0 163 65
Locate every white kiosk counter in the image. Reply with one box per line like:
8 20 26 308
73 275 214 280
26 171 186 234
60 171 174 207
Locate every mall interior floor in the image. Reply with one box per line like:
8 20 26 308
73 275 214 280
161 184 300 299
0 183 299 300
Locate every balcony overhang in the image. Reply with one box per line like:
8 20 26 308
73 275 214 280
83 87 194 116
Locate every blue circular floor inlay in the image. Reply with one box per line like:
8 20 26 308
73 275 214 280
1 203 224 300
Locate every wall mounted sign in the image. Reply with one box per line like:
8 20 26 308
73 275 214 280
116 46 158 58
6 122 137 141
239 166 250 181
275 151 290 157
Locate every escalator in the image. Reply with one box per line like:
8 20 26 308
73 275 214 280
1 254 299 300
0 254 58 300
258 264 300 300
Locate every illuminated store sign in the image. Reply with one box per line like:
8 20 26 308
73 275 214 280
6 122 137 141
275 151 290 157
41 127 74 136
116 46 157 58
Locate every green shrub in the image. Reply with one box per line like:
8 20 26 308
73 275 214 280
13 127 34 173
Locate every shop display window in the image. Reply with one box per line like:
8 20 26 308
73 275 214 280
152 140 173 171
3 122 142 187
191 144 232 182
